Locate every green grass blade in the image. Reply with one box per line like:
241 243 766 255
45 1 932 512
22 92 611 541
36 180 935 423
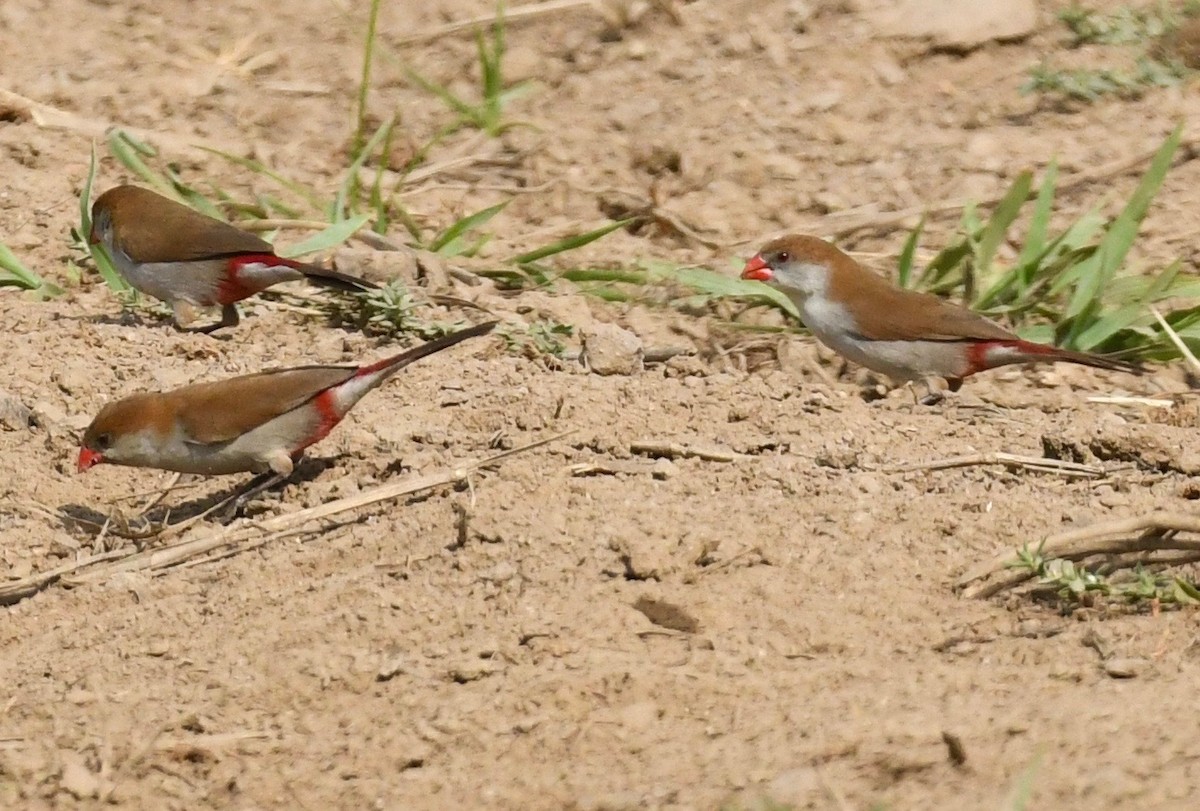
333 114 396 222
429 201 509 255
0 243 47 290
197 147 325 210
80 143 132 294
511 219 633 265
1017 160 1058 270
107 130 178 199
352 0 383 160
276 214 371 259
976 170 1033 276
406 68 478 122
1065 124 1181 331
670 265 801 320
897 217 924 289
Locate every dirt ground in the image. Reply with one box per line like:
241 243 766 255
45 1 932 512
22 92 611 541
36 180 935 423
2 0 1200 808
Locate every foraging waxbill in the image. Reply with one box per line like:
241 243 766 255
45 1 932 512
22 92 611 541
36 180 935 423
77 321 496 477
741 234 1141 397
89 184 379 333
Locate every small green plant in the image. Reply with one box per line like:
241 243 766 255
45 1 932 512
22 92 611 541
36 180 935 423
1009 540 1200 607
1023 57 1186 101
1058 3 1173 46
499 319 574 358
405 2 533 137
898 125 1200 361
321 280 462 339
1025 3 1197 102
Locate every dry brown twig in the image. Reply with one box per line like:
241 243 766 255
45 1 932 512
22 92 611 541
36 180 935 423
629 439 747 463
1151 306 1200 378
885 451 1106 479
394 0 595 46
0 433 568 605
957 511 1200 599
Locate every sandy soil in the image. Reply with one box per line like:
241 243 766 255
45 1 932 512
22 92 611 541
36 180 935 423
1 0 1200 808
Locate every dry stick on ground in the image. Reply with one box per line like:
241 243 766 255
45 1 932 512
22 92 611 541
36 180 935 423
0 433 567 605
957 511 1200 600
394 0 594 45
629 439 747 463
885 451 1106 479
823 135 1200 238
63 432 570 587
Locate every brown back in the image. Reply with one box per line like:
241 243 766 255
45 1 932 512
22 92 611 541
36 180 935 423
169 366 355 443
96 186 274 263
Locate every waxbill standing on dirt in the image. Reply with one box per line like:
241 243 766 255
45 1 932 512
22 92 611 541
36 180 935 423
77 321 497 479
90 185 379 333
741 234 1141 399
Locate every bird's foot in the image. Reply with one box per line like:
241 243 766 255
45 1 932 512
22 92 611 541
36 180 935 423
216 470 288 523
174 303 239 335
918 389 946 407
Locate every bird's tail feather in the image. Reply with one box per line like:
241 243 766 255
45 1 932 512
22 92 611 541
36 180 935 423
296 262 380 293
357 321 499 381
1006 341 1145 375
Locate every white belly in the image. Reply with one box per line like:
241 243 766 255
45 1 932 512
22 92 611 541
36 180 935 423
800 298 968 382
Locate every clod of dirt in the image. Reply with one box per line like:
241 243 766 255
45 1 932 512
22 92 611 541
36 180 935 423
1043 424 1200 474
59 751 114 801
581 323 644 376
447 659 502 683
941 730 967 767
610 537 674 581
0 389 34 430
871 0 1038 52
1104 657 1149 679
632 596 700 633
332 246 419 286
814 439 859 469
630 143 682 176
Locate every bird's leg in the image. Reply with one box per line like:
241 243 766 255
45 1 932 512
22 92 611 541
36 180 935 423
218 451 297 521
176 303 239 334
915 377 949 407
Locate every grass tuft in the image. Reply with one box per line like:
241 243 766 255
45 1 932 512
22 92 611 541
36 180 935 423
898 125 1200 361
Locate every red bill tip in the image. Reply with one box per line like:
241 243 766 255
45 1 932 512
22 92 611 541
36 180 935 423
77 447 102 473
741 254 773 282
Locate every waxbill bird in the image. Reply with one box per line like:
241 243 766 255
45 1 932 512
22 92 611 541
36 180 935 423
741 234 1141 399
89 184 379 333
77 321 497 479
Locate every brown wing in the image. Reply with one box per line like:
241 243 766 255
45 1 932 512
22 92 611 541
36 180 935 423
169 366 356 444
833 264 1017 343
101 186 274 263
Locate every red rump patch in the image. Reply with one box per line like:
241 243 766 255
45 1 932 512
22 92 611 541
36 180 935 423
964 341 995 376
298 390 343 452
966 339 1057 376
217 254 301 305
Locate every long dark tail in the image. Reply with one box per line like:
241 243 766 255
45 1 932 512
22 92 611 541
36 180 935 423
293 261 380 293
357 321 498 380
1005 341 1145 375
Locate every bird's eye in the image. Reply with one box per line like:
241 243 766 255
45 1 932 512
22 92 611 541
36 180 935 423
777 251 790 263
95 432 112 450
